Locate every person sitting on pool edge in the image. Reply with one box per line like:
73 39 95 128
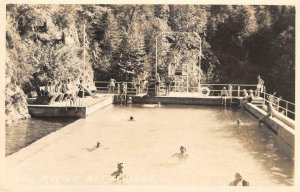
258 102 275 125
239 89 248 108
172 146 188 159
220 87 228 106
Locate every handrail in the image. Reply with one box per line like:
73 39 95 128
93 81 295 119
263 92 295 106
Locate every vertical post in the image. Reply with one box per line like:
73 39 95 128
286 102 288 116
263 86 266 105
155 33 162 75
82 23 86 106
186 73 189 93
237 86 240 97
155 35 158 75
198 33 201 93
117 83 120 95
125 83 127 103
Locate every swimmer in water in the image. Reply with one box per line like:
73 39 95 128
172 146 188 159
229 172 250 186
96 141 101 148
111 163 124 180
129 116 134 121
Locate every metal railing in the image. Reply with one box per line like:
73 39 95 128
263 92 295 120
169 83 258 96
94 81 295 120
94 81 145 96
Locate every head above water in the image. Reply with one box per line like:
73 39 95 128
180 146 186 153
235 173 242 181
130 116 134 121
117 163 123 169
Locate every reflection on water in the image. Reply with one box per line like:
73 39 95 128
93 104 293 185
211 107 294 185
5 117 78 156
5 104 294 185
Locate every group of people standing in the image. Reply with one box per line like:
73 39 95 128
111 72 174 98
133 72 149 95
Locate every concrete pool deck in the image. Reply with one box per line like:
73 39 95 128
244 103 295 149
5 105 294 188
28 94 114 118
116 93 264 106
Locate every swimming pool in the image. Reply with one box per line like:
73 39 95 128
5 117 78 156
6 104 294 186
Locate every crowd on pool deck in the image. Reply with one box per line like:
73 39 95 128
34 73 283 124
110 73 283 109
34 78 97 105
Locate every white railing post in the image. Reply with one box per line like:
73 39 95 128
186 75 189 93
286 102 288 116
237 86 240 97
263 86 266 105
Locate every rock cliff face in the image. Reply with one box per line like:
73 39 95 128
5 80 30 123
5 5 95 122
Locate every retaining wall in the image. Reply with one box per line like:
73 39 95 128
244 103 295 149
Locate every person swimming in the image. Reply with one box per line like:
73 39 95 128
129 116 134 121
96 142 101 148
229 172 250 186
111 163 124 180
172 146 188 159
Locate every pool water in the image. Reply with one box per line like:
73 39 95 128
5 117 78 156
6 104 294 186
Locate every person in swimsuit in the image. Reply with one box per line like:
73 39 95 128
239 89 249 108
111 163 124 180
220 87 228 106
258 102 274 125
255 75 264 97
108 78 116 94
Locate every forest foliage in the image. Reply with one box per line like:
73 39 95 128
6 4 295 105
